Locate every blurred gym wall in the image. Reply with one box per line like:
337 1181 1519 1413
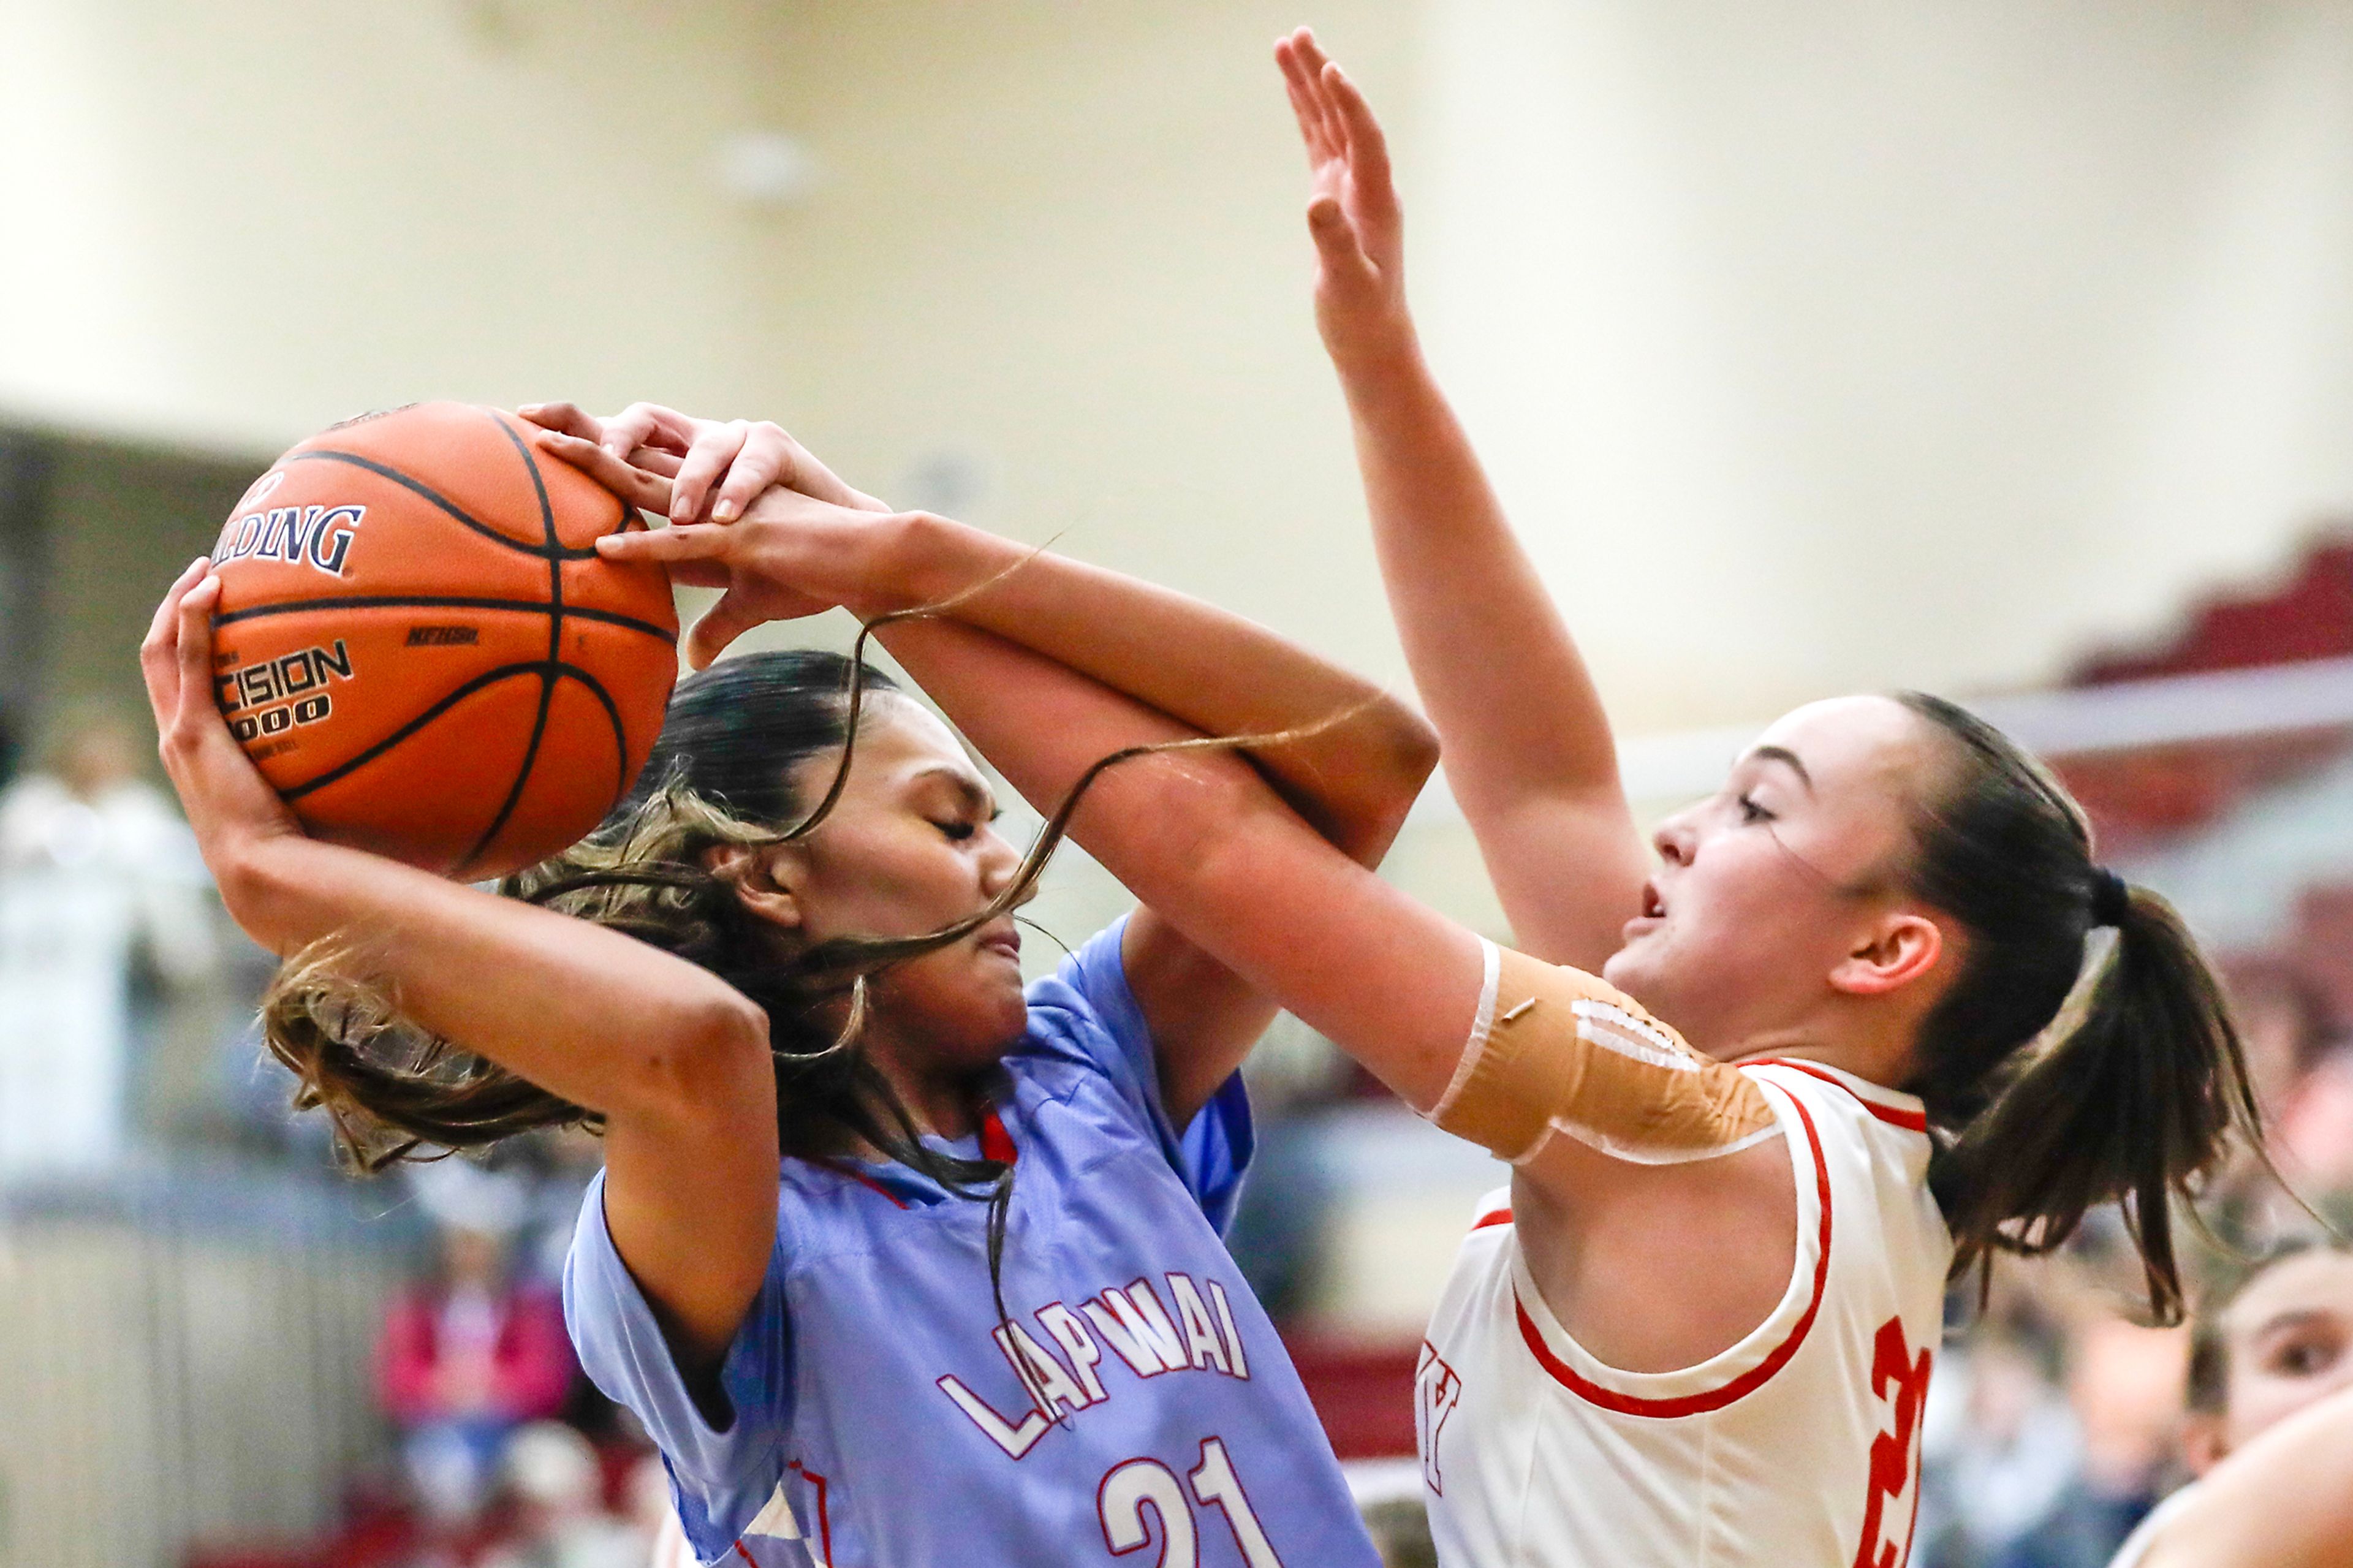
7 0 2353 743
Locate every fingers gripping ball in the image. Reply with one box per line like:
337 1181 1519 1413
208 403 679 879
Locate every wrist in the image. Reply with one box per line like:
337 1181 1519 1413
845 509 948 618
208 827 315 947
1323 316 1427 387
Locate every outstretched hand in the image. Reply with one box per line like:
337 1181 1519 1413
1275 28 1412 363
523 412 912 672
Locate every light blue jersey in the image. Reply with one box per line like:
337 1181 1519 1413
564 919 1382 1568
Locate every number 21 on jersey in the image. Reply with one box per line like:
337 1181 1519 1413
1098 1437 1284 1566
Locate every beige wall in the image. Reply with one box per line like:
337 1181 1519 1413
0 0 782 448
1415 0 2353 727
11 1 2353 910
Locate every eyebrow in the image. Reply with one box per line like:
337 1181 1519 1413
2250 1308 2341 1341
912 763 997 814
1747 745 1815 792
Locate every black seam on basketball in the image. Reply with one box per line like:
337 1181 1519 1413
504 411 567 667
458 417 571 876
460 667 557 875
552 664 632 816
285 449 599 562
211 596 675 643
278 663 547 802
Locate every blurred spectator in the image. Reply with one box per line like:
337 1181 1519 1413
376 1213 577 1531
2221 959 2334 1121
2059 1317 2185 1546
2272 1048 2353 1196
477 1422 648 1568
1342 1458 1436 1568
2210 960 2353 1240
1922 1322 2086 1568
0 704 218 1176
2108 1228 2353 1564
1224 1013 1349 1319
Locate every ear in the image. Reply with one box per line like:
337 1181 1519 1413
2180 1411 2229 1476
705 842 806 932
1828 911 1944 998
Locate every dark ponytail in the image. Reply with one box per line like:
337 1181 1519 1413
1894 692 2264 1323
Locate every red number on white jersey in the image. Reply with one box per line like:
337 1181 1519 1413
1415 1343 1464 1496
1852 1316 1934 1568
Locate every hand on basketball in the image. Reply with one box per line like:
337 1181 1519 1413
139 558 302 871
520 401 890 527
529 426 907 670
1274 29 1413 365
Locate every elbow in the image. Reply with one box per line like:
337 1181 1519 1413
1380 699 1443 798
1329 697 1442 860
624 986 773 1127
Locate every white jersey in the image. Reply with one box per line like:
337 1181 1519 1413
1417 1059 1953 1568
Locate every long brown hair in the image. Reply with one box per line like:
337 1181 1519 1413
1895 691 2266 1322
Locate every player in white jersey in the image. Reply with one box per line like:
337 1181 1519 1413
568 387 2260 1568
1244 27 2269 1566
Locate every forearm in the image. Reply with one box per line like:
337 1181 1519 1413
1339 344 1619 803
870 510 1436 862
2148 1387 2353 1568
221 835 769 1121
874 613 1480 1107
1330 344 1648 964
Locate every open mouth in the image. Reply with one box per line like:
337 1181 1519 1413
1640 881 1667 920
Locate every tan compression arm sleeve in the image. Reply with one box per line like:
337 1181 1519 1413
1428 942 1778 1166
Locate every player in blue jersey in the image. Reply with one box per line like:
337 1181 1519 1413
140 470 1438 1564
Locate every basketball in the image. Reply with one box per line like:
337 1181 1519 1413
205 402 679 880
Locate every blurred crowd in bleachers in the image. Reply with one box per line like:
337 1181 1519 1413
0 707 672 1567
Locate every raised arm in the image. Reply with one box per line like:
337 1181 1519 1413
1275 30 1648 969
142 563 777 1374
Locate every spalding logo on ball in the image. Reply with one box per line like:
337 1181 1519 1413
208 402 680 880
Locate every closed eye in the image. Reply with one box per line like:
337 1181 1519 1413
1737 793 1775 825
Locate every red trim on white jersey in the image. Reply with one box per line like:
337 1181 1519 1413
1472 1209 1513 1231
1508 1091 1835 1418
1745 1059 1928 1133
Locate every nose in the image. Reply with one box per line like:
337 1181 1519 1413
1653 805 1698 868
979 825 1030 906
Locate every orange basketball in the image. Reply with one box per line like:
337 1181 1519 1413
207 402 679 880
